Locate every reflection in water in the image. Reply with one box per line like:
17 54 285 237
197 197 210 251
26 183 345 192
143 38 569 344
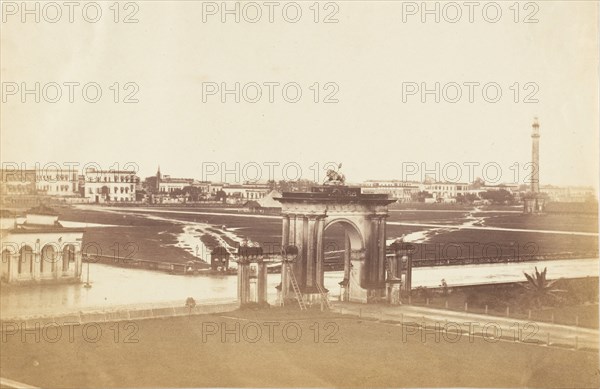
1 258 597 318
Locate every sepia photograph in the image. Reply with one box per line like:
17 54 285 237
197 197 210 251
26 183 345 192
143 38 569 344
1 1 599 388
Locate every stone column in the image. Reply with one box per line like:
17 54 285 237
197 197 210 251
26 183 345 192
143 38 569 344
369 216 379 285
361 217 372 288
340 232 351 301
53 247 60 280
237 260 251 305
315 217 325 288
257 261 268 304
289 214 296 245
282 214 290 247
295 215 305 288
76 249 83 279
76 249 83 280
306 216 317 289
33 251 41 281
343 232 351 281
378 215 387 284
8 254 16 283
349 249 368 303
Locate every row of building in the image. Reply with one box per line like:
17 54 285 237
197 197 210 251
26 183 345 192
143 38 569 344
360 180 596 204
1 167 139 204
0 166 273 206
144 167 271 203
1 167 595 206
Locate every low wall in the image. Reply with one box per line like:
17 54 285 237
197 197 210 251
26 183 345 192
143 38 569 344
0 301 239 329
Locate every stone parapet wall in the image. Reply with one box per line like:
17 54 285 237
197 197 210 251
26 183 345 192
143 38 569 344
0 301 239 328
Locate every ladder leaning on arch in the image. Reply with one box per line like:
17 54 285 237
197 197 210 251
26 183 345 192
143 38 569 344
315 282 332 310
285 262 307 310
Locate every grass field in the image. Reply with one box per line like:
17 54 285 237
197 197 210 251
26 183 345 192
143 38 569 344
409 277 599 328
1 308 598 388
56 207 201 264
54 205 598 265
482 213 598 233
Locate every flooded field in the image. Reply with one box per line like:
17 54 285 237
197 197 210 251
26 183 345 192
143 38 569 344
3 204 596 319
56 205 599 265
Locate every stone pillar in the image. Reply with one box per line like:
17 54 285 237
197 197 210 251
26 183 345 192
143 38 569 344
366 215 385 302
8 254 16 283
393 244 413 295
404 251 413 294
378 216 387 284
361 217 372 288
33 251 41 281
295 215 305 288
340 232 351 301
315 217 325 288
369 216 379 285
349 249 368 303
306 216 317 289
281 268 289 302
76 250 83 279
282 215 290 247
53 248 60 280
388 283 402 305
343 232 351 279
256 261 268 304
76 249 83 280
289 214 296 245
237 261 251 305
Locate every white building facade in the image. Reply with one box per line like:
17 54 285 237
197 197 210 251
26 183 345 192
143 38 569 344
222 184 270 201
360 180 421 202
83 168 137 203
35 167 79 197
422 182 469 201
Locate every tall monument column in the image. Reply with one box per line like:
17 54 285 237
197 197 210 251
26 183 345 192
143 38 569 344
524 117 544 214
531 117 540 194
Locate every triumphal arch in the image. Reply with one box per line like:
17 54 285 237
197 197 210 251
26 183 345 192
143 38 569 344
276 181 395 304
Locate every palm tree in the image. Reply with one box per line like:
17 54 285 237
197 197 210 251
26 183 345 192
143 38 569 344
522 267 565 308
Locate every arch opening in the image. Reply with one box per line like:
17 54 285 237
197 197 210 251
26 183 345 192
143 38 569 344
63 244 75 272
19 246 33 276
41 244 58 275
321 218 366 302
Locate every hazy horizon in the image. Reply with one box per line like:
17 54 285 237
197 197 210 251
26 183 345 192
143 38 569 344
2 1 598 189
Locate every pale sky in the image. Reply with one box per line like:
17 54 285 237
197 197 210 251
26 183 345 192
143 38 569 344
1 1 598 188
